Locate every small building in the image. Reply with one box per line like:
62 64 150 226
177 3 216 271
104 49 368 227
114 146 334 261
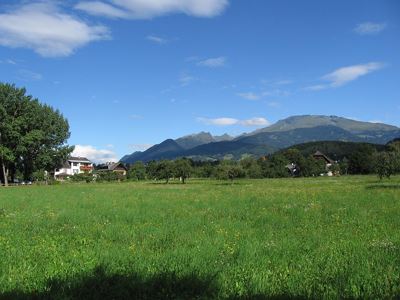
96 162 128 176
54 157 93 180
313 151 336 176
313 151 334 167
285 163 299 176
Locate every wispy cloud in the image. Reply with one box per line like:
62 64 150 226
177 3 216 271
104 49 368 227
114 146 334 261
0 2 109 57
240 117 270 126
75 1 129 19
354 22 387 35
305 62 385 91
75 0 229 19
197 117 270 127
237 92 261 100
72 145 118 163
197 57 226 68
146 35 168 44
179 72 196 86
267 101 281 108
129 144 154 151
16 69 43 81
237 89 289 100
129 114 143 120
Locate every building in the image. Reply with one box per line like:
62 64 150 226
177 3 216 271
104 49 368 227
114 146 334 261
96 162 128 176
54 157 93 180
313 151 335 167
313 151 336 176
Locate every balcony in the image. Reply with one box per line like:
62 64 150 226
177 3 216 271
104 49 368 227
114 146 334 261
80 166 93 171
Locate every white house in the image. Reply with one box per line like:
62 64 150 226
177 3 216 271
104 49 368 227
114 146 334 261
54 157 93 180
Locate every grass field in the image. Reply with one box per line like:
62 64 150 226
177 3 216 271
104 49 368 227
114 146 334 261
0 176 400 299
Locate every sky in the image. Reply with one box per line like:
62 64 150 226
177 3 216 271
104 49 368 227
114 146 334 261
0 0 399 162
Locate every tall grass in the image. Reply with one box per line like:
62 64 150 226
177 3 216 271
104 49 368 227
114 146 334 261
0 176 399 299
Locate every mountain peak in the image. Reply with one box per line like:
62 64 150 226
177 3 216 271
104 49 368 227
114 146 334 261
253 115 398 134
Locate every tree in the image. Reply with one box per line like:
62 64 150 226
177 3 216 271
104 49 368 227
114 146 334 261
375 151 397 180
214 161 245 182
173 158 192 184
240 157 262 179
156 160 174 183
259 154 290 178
299 155 326 177
348 144 376 174
339 157 349 175
128 161 146 180
0 83 72 185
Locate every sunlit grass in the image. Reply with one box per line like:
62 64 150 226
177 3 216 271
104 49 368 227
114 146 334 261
0 176 399 298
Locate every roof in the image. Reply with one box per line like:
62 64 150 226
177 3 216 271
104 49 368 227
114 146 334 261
68 156 92 163
313 151 334 164
97 162 127 171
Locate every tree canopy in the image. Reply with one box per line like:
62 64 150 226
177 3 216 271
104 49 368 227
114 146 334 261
0 83 73 185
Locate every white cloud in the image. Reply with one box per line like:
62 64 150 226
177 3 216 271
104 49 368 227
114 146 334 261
146 35 168 44
305 62 385 91
240 117 270 126
129 144 154 151
323 62 384 87
369 120 383 124
197 117 270 127
75 1 129 18
198 117 238 126
75 0 229 19
72 145 118 164
237 92 261 100
0 2 110 57
197 56 226 67
354 22 387 35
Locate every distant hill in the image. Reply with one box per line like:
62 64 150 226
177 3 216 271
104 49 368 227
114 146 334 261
121 115 400 163
276 140 387 162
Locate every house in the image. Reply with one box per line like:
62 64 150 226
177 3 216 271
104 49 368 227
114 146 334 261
96 162 128 176
54 157 93 180
313 151 336 176
285 163 299 176
313 151 335 167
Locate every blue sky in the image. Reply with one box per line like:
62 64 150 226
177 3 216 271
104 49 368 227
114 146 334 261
0 0 399 162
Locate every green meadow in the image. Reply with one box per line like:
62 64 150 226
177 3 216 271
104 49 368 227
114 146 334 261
0 176 399 299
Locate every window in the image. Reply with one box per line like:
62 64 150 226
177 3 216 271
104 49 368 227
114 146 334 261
73 162 78 166
73 169 79 174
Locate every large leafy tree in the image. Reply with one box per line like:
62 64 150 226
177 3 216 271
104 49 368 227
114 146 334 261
173 158 192 184
0 83 73 185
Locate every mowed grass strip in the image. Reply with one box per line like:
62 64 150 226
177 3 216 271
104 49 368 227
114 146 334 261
0 176 399 299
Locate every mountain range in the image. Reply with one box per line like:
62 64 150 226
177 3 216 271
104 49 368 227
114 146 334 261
121 115 400 163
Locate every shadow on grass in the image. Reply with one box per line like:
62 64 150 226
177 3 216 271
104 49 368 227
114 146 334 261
1 266 218 300
0 266 309 300
366 184 400 190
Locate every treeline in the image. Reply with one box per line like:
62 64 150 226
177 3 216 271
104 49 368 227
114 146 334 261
122 140 400 183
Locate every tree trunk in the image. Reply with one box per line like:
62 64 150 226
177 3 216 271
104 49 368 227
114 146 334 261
1 161 8 187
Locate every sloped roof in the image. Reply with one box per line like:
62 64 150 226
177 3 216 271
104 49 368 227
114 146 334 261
313 151 334 164
69 156 92 163
97 162 127 171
